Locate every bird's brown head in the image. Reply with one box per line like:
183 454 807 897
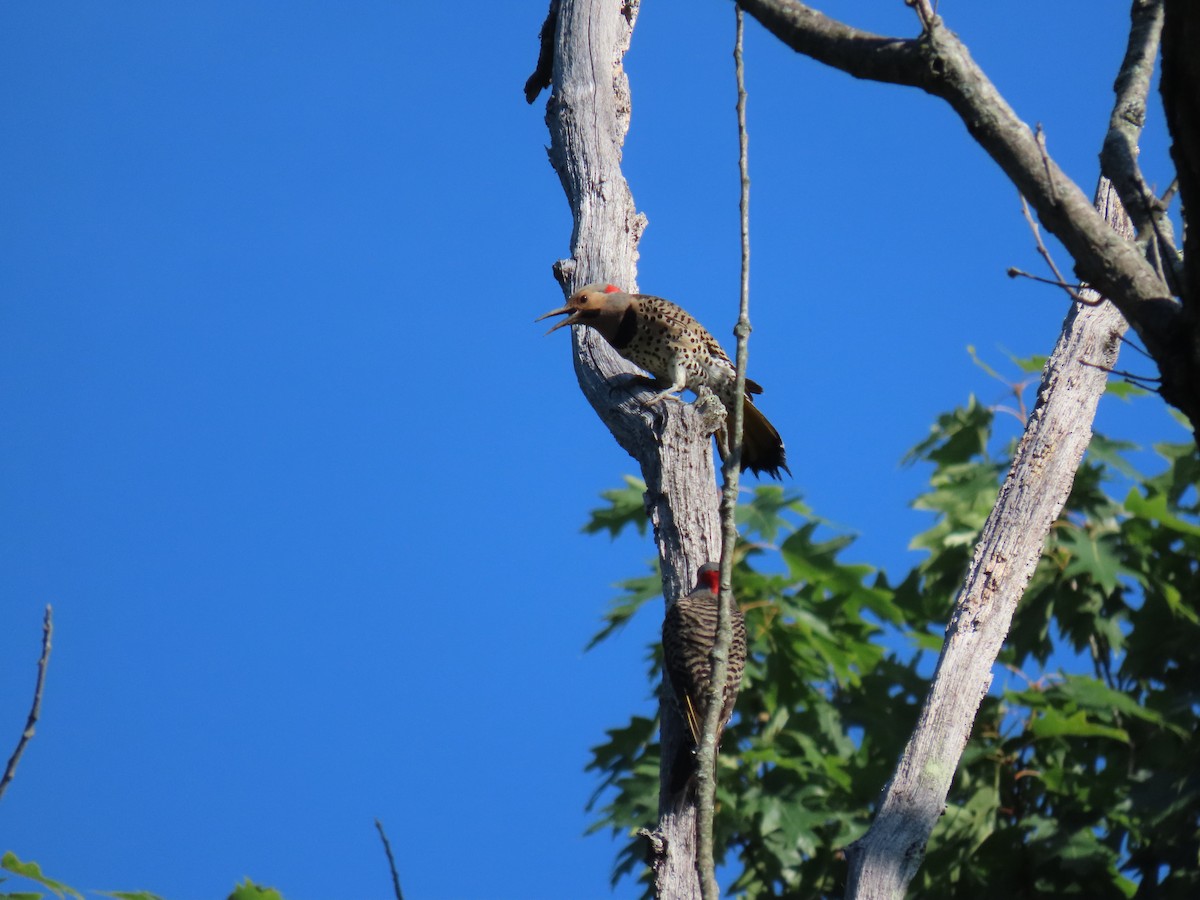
696 562 721 595
535 283 630 337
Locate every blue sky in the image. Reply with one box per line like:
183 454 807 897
0 2 1184 899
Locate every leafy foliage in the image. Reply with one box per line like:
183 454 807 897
585 382 1199 898
1 852 85 900
0 853 279 900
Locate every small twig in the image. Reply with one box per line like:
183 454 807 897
1019 191 1067 283
374 818 406 900
697 10 752 900
1013 196 1112 307
1079 359 1162 385
990 404 1027 425
999 662 1035 687
967 346 1034 421
1118 333 1154 360
1017 195 1085 294
1007 268 1104 307
0 605 53 803
1006 267 1092 295
905 0 937 31
1160 176 1178 207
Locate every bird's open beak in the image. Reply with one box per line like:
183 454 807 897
535 306 578 335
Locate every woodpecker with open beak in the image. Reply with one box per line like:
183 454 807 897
537 283 789 478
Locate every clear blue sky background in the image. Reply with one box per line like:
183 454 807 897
0 2 1184 899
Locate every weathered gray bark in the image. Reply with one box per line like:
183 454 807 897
531 1 722 896
845 183 1132 900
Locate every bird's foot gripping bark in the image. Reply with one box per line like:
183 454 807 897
693 387 728 439
644 388 686 406
641 374 689 407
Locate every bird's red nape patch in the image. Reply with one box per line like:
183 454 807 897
603 284 621 293
703 568 721 593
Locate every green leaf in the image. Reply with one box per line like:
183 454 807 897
1029 708 1128 743
1085 433 1141 479
0 855 83 900
1123 488 1200 537
227 880 284 900
1142 438 1200 508
1059 526 1127 594
1159 581 1200 624
1053 675 1189 738
1003 350 1048 375
585 567 661 651
581 475 648 538
737 485 809 543
902 395 993 468
1104 380 1151 401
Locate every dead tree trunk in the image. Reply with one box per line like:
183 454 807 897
528 1 722 895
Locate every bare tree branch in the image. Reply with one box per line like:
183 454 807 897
737 0 1167 312
0 605 53 803
845 179 1133 898
736 0 1200 442
1100 0 1180 289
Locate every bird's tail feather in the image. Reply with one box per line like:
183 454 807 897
717 398 789 479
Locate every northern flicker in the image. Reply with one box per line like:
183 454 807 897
662 562 747 772
537 283 789 478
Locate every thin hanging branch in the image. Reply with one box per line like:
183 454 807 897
0 605 53 803
694 9 754 899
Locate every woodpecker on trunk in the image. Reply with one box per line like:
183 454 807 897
662 562 747 791
537 283 789 478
